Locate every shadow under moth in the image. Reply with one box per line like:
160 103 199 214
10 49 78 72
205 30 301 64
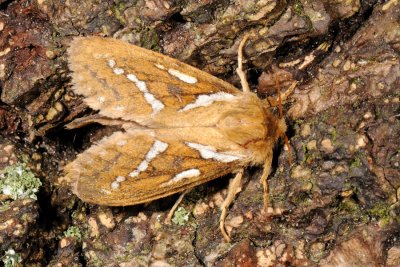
62 36 290 242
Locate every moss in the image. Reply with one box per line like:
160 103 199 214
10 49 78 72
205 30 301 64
349 76 364 85
301 144 308 163
111 1 127 25
86 251 103 267
350 157 362 168
140 28 160 51
292 191 312 206
2 248 22 267
0 163 41 200
368 202 391 225
293 0 306 16
172 207 190 226
331 127 337 142
71 211 78 221
302 144 317 164
338 198 359 214
18 154 30 165
64 225 82 241
374 108 381 118
271 192 288 203
196 231 203 242
0 202 10 212
92 240 110 251
292 0 313 30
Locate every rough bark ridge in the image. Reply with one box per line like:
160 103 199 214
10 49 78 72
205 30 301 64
0 0 399 266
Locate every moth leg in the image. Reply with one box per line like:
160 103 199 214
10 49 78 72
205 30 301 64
236 34 251 93
220 169 244 242
261 149 274 214
165 189 191 224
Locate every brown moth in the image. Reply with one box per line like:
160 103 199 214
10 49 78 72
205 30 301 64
63 36 289 242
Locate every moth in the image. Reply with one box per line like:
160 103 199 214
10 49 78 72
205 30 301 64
63 36 292 242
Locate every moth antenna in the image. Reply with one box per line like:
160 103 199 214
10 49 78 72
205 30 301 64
237 34 251 93
275 75 292 165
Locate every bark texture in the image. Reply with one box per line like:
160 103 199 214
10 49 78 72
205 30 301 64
0 0 399 266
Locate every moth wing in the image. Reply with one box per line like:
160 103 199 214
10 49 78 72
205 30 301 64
68 37 242 123
63 129 245 206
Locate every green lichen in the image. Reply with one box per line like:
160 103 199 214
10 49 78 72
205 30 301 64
0 163 41 200
172 207 190 226
2 248 22 267
64 225 82 241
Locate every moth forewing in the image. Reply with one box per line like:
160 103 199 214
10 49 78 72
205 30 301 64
67 37 241 123
65 36 287 241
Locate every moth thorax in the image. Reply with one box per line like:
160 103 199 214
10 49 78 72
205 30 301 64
217 110 267 147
